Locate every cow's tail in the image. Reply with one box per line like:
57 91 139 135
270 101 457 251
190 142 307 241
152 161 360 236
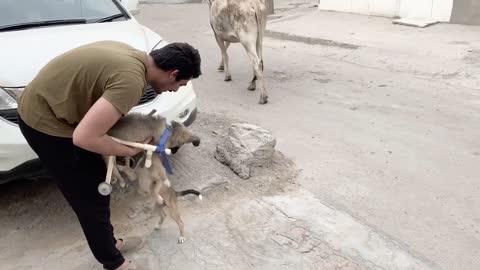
255 0 267 69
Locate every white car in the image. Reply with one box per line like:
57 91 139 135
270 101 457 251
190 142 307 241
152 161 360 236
0 0 197 184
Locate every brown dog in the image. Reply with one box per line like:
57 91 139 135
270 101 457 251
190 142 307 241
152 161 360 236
107 110 202 243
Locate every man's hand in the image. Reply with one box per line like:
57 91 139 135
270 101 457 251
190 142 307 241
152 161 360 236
125 136 155 156
73 97 145 157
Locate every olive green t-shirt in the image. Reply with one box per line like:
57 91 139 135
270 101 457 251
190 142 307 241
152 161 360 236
17 40 148 138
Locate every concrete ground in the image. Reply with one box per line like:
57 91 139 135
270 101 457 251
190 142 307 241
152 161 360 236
134 2 480 270
1 1 479 270
3 113 428 270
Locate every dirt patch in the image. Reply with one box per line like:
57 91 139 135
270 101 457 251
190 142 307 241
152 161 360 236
0 113 433 270
0 112 299 270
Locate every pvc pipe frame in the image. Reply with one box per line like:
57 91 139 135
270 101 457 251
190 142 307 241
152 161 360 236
104 137 172 186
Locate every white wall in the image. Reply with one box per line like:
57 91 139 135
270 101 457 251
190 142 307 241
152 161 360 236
398 0 453 21
319 0 397 17
319 0 453 22
432 0 454 21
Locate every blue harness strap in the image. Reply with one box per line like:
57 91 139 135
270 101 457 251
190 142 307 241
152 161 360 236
155 127 173 175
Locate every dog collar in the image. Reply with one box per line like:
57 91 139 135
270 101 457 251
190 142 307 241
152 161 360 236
155 126 173 175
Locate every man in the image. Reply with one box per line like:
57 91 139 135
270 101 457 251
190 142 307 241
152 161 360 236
16 40 202 270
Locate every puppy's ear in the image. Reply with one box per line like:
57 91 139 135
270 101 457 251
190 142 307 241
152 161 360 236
147 109 157 117
171 120 182 129
191 136 201 147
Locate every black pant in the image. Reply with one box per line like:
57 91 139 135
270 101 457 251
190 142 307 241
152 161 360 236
18 117 125 270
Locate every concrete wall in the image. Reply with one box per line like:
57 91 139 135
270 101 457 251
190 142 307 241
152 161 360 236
450 0 480 25
319 0 454 22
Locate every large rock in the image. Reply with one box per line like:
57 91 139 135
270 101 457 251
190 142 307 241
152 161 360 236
214 123 276 179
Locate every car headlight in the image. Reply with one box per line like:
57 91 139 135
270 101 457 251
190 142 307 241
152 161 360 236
0 87 23 111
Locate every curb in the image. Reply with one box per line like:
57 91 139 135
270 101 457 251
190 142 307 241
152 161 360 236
265 30 360 49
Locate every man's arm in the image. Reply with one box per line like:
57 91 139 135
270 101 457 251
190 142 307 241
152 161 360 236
72 97 144 156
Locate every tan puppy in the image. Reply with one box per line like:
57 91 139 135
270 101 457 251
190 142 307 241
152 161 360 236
135 154 202 243
107 110 202 243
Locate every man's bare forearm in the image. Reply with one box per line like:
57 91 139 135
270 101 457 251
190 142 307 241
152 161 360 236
73 133 140 156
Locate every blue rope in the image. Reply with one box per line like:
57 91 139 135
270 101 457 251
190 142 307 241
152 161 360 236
155 127 173 175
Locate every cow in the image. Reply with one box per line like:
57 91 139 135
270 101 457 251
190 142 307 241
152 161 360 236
206 0 268 104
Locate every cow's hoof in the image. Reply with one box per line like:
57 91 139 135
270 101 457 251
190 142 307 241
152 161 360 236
247 83 256 91
258 96 268 104
224 75 232 81
178 236 186 244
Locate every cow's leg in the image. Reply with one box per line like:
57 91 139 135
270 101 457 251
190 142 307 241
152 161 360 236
248 59 263 91
218 42 230 71
248 56 263 91
214 34 231 81
248 71 257 91
249 19 265 92
239 34 268 104
247 51 267 104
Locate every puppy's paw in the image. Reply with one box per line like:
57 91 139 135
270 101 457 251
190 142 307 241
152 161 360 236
156 195 164 205
154 224 162 231
163 179 171 188
178 236 186 244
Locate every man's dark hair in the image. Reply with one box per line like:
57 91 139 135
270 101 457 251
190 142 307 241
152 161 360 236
150 42 201 81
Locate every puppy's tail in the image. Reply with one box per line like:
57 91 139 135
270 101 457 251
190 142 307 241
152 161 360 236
176 189 203 201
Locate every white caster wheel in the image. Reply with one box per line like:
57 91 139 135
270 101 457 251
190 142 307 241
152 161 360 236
98 182 112 196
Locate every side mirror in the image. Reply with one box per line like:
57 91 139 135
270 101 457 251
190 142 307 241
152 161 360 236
119 0 140 15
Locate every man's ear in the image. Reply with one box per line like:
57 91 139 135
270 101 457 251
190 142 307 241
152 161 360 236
170 70 180 81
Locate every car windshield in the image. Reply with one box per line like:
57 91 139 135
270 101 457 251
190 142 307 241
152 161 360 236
0 0 126 29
